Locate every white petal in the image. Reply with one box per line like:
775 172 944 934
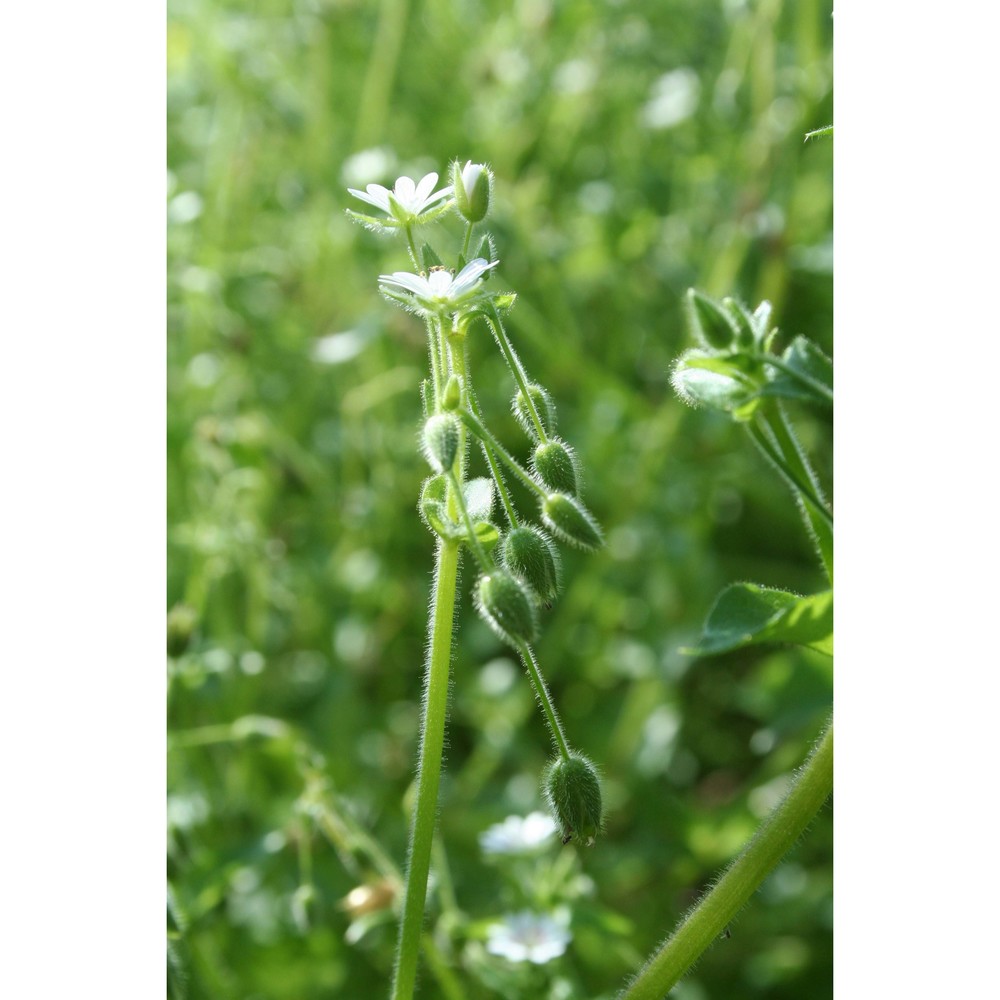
421 184 454 207
393 175 416 205
451 257 498 293
413 172 439 206
379 271 430 295
427 271 454 295
348 186 391 212
461 162 484 193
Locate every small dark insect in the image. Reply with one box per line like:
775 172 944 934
721 926 732 940
562 833 573 845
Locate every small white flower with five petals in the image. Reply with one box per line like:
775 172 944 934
485 911 571 965
378 257 499 316
347 172 453 229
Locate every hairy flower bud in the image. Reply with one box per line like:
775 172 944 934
512 384 556 441
501 526 561 605
476 570 539 646
541 493 603 551
532 439 579 495
543 753 603 846
421 414 460 473
452 160 493 223
686 288 739 350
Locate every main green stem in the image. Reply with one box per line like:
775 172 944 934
390 539 461 1000
619 720 833 1000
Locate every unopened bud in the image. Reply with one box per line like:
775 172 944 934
442 375 462 412
501 526 561 605
476 570 539 646
532 439 579 495
452 160 493 223
687 288 738 350
541 493 603 551
544 753 603 846
512 384 556 441
422 414 460 473
721 297 758 349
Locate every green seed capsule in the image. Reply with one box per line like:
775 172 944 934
544 752 603 846
512 384 556 441
532 439 579 495
541 493 603 551
476 571 539 646
421 414 460 473
687 288 739 350
501 526 561 605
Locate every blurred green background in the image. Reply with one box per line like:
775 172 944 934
167 0 832 997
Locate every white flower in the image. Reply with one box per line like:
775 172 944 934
479 811 557 855
378 257 499 316
485 911 571 964
347 172 453 226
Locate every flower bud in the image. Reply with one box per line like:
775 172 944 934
442 375 462 412
512 384 556 441
501 526 561 605
543 753 603 846
476 570 539 646
421 414 460 473
686 288 739 350
541 493 603 551
452 160 492 223
532 439 579 495
721 297 758 349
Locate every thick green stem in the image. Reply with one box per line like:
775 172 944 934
390 540 461 1000
619 720 833 1000
514 640 571 761
461 221 475 260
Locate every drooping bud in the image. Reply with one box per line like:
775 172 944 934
442 374 462 412
541 493 603 551
421 414 460 473
452 160 493 223
543 752 603 846
512 384 556 441
476 570 539 646
686 288 739 350
501 526 561 605
532 439 579 495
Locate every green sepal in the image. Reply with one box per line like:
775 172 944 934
419 475 459 538
421 414 460 474
541 493 603 551
492 292 517 312
513 384 557 441
532 439 579 495
476 570 539 645
543 752 603 846
421 243 443 269
686 288 739 349
683 583 833 657
671 349 762 421
501 525 561 604
470 521 500 555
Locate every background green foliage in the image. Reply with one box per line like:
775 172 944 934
167 0 832 996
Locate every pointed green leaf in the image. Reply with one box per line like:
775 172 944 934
684 583 832 657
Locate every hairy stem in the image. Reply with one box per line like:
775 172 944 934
619 720 833 1000
486 305 549 443
390 539 461 1000
456 408 546 498
514 640 571 761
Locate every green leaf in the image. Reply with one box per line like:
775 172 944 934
471 520 500 554
756 336 833 408
684 583 833 657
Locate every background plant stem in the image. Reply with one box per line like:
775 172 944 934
619 720 833 1000
390 539 461 1000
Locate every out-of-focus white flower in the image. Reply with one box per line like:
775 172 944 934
378 257 498 316
347 172 453 228
486 911 571 964
479 811 557 855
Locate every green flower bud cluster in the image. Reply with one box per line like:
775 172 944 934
351 161 604 845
